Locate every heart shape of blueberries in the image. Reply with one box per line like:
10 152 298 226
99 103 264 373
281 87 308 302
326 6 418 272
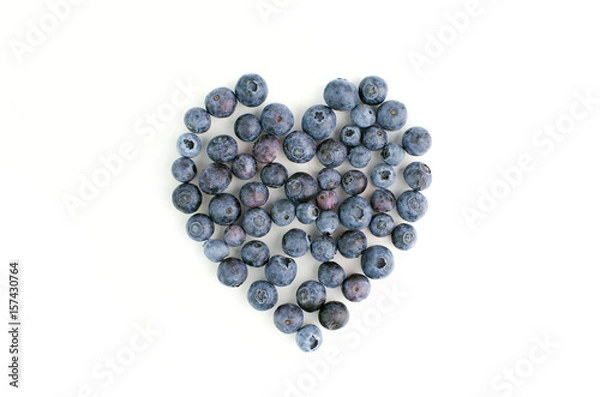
171 74 432 352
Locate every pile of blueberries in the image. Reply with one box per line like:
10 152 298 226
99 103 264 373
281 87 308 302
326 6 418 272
171 74 431 352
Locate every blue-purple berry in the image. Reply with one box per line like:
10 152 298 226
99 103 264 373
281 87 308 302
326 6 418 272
171 157 197 182
342 274 371 302
241 240 270 268
217 257 247 287
235 73 268 107
392 223 417 250
176 133 202 158
172 183 202 214
247 280 278 311
261 103 294 136
376 100 407 131
186 213 214 242
184 107 211 133
318 262 346 288
223 224 246 247
302 104 336 140
198 163 232 195
234 113 262 142
205 87 237 118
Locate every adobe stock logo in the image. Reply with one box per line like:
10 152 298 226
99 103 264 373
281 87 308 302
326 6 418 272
61 78 202 218
490 334 559 396
462 89 599 229
62 321 160 397
8 0 87 64
408 0 484 75
282 284 407 397
255 0 296 24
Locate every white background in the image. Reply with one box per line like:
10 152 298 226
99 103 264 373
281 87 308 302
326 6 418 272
1 0 599 396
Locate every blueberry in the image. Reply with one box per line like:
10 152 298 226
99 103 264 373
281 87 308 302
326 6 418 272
347 145 372 169
341 170 368 195
198 163 232 195
296 324 323 352
205 87 237 118
285 172 318 204
316 210 340 235
318 262 346 288
337 230 367 259
362 126 388 151
381 142 405 166
371 163 397 188
370 189 396 213
369 213 395 237
403 162 432 191
323 78 358 111
231 153 258 180
241 207 272 237
338 196 373 230
270 199 296 227
208 193 241 226
176 133 202 158
186 213 215 242
172 183 202 214
358 76 388 105
316 139 347 168
253 134 280 163
310 234 337 262
296 202 320 224
296 280 327 312
260 103 294 136
235 73 268 107
282 131 316 163
217 257 247 287
171 157 197 182
361 245 394 279
241 240 270 268
234 113 262 142
350 104 376 128
339 125 362 147
402 127 432 156
342 274 371 302
282 228 311 258
265 255 297 287
273 304 304 334
239 181 269 208
207 135 238 163
376 100 407 131
397 190 428 222
315 190 338 211
392 223 417 250
223 224 246 247
301 104 336 140
318 301 349 330
247 280 278 311
184 107 211 133
203 239 229 263
317 168 342 191
260 162 288 188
